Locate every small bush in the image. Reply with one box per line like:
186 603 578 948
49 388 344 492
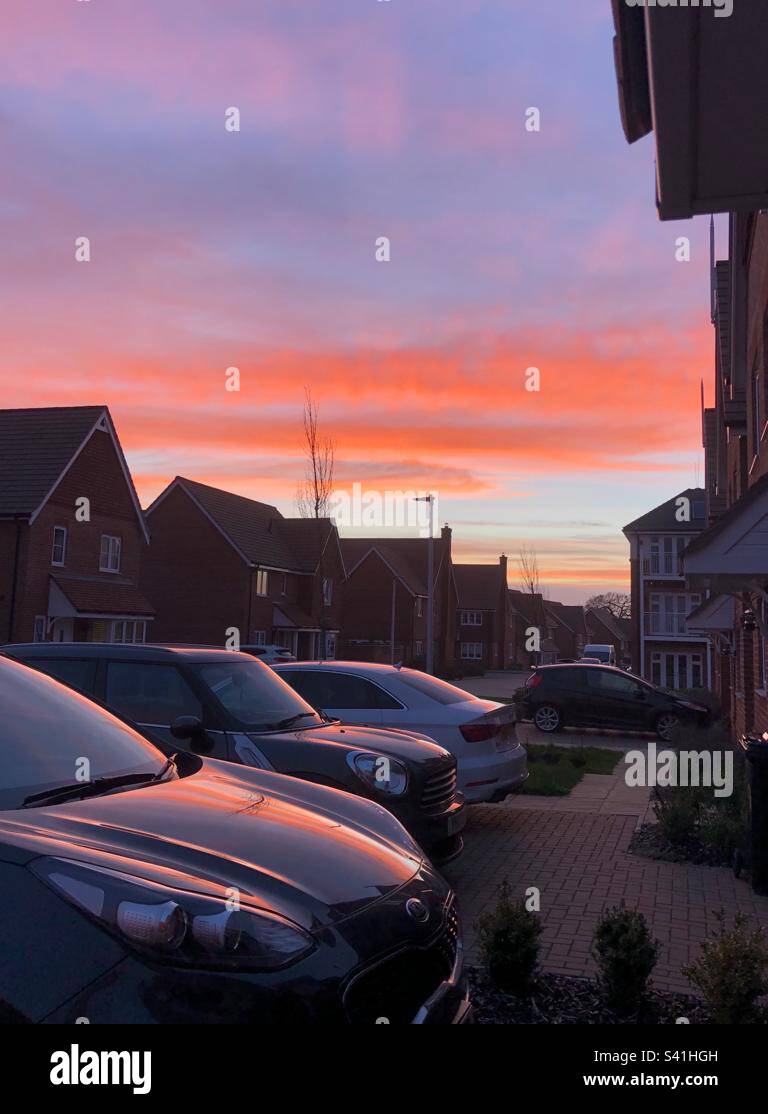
592 906 659 1010
569 746 587 768
683 912 768 1024
653 786 700 846
476 881 543 995
698 804 746 862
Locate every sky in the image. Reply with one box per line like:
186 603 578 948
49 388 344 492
0 0 723 602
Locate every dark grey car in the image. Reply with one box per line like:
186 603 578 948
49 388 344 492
3 644 465 861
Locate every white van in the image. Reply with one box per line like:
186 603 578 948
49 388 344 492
581 644 616 666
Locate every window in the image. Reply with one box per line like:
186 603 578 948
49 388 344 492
32 658 97 694
251 630 266 646
285 671 395 711
104 662 202 724
397 671 473 705
460 611 483 626
414 640 424 656
586 670 635 695
51 526 67 567
99 535 122 573
0 664 165 811
324 631 337 660
415 597 424 618
255 570 268 596
33 616 47 643
112 620 146 644
322 578 333 606
460 642 483 660
195 661 319 729
281 573 288 596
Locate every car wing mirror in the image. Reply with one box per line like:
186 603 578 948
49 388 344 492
170 715 211 753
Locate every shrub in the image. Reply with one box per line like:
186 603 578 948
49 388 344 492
476 881 543 995
653 786 700 846
569 746 587 768
592 905 659 1010
698 804 747 862
683 912 768 1024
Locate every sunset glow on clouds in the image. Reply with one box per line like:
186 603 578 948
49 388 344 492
0 0 719 601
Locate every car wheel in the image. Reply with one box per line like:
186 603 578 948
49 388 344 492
655 712 679 742
533 704 562 733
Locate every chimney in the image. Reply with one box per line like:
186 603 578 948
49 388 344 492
440 523 452 559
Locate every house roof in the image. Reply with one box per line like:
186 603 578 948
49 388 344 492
684 471 768 558
149 477 337 573
453 563 504 610
273 601 318 630
341 538 434 595
545 600 588 636
622 488 707 534
0 405 150 542
0 405 104 516
51 574 155 617
508 588 545 625
587 605 630 643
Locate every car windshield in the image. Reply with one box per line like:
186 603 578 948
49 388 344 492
396 671 475 705
194 660 323 730
0 657 166 811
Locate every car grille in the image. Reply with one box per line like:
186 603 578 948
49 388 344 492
344 898 460 1025
420 765 457 811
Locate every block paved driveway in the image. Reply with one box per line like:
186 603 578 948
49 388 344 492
443 752 768 996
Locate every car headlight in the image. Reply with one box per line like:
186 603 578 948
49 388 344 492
347 751 409 796
31 857 314 971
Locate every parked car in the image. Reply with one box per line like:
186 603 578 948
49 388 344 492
239 644 296 664
517 663 710 740
581 644 616 665
4 644 465 862
274 662 527 803
0 654 469 1024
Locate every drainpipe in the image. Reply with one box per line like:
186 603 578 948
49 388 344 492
6 516 25 642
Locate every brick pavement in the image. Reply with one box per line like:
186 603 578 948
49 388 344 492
444 770 768 996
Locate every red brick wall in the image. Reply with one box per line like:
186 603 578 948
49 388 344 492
341 551 423 663
11 428 148 642
142 485 249 644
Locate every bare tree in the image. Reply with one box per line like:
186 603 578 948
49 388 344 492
296 387 335 518
518 546 540 597
585 592 631 620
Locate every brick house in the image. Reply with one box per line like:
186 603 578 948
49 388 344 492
141 477 345 658
682 211 768 738
340 527 457 673
585 606 631 668
544 600 589 662
0 406 154 644
453 556 510 670
508 588 552 666
622 489 711 689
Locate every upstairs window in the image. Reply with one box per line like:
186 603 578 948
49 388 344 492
323 578 333 606
51 526 67 567
99 534 122 573
255 570 268 596
460 610 483 626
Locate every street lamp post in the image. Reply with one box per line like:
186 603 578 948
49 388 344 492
414 495 436 675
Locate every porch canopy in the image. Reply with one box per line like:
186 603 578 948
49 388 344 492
611 2 768 220
683 476 768 625
49 575 155 622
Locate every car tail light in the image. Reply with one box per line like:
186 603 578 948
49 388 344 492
460 722 497 743
525 672 543 688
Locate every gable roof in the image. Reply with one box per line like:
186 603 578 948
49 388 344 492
508 588 545 625
684 471 768 558
622 488 706 535
453 563 504 610
587 605 630 642
147 477 338 573
0 405 149 542
545 600 588 635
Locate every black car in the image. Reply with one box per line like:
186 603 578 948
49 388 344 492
3 644 465 862
0 655 470 1024
517 664 710 740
